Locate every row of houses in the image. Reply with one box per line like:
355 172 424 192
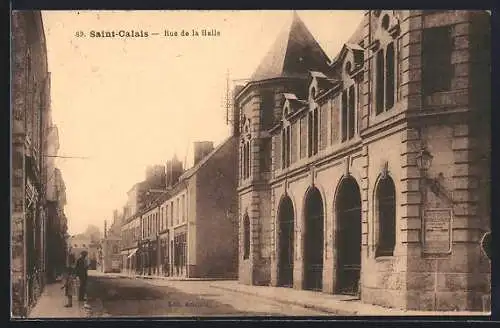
104 10 490 312
11 11 70 317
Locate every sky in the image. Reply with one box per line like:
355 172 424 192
41 10 365 235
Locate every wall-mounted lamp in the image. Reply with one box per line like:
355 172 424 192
416 147 451 201
416 148 433 173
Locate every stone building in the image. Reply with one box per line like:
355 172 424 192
237 10 490 311
11 10 67 317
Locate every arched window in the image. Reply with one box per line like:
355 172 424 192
243 215 250 259
376 176 396 257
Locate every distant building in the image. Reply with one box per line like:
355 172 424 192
68 234 99 270
100 236 121 273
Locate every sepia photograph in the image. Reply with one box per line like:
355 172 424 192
10 9 491 319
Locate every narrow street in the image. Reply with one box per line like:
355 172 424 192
85 275 329 317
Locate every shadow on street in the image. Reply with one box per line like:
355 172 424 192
86 276 282 317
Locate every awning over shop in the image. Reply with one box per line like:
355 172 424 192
120 250 129 256
127 248 138 258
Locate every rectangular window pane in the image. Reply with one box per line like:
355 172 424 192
385 42 395 110
287 126 291 165
348 85 355 139
422 26 452 94
308 112 313 157
341 91 348 142
281 129 286 168
375 49 385 115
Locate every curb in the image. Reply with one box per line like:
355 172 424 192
93 273 236 282
209 284 357 316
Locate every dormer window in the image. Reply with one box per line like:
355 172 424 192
345 61 352 75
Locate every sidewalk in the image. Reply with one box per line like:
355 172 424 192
28 282 92 319
208 281 491 317
90 270 235 281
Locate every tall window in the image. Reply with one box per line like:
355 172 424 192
341 85 356 142
243 215 250 259
240 145 244 179
422 26 452 94
385 42 395 109
160 209 163 231
163 207 167 230
375 49 385 114
282 125 291 168
176 199 180 225
166 204 170 227
375 41 396 115
182 195 186 222
170 202 173 226
376 176 396 257
243 143 247 178
348 86 356 139
308 109 319 157
242 141 251 179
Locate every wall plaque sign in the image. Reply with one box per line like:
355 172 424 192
423 208 452 254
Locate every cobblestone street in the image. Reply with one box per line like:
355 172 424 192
29 272 329 317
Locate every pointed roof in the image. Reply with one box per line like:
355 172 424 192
251 12 331 82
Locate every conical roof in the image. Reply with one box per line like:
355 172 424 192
251 12 331 82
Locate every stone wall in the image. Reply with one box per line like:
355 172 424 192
195 137 238 278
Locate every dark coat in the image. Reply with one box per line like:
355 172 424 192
75 257 88 280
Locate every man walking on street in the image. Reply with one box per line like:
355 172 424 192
75 251 89 302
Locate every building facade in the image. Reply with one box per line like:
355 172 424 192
11 11 68 317
121 138 239 278
237 10 491 311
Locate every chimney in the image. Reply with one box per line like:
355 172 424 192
193 141 214 165
166 155 184 189
146 164 167 189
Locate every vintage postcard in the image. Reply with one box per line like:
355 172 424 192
10 9 491 319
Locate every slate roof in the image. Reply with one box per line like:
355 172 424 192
251 12 331 82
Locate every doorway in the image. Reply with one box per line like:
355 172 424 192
277 196 294 287
303 187 324 291
335 176 362 296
